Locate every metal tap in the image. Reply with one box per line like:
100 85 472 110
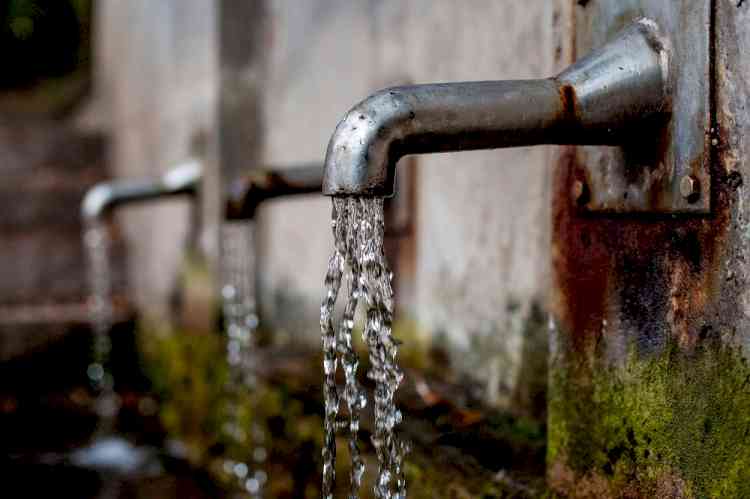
225 163 324 220
81 159 202 222
323 19 669 197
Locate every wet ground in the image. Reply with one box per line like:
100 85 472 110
247 347 548 498
0 322 548 498
0 322 220 498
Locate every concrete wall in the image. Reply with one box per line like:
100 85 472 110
96 0 218 323
256 0 557 412
95 0 559 414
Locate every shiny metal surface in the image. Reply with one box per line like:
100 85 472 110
224 163 324 220
323 13 709 214
81 159 202 221
323 20 667 198
574 0 712 213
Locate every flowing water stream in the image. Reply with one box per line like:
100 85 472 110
220 221 267 498
82 219 165 477
83 220 119 433
321 197 408 499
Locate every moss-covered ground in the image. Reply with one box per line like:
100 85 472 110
141 321 549 498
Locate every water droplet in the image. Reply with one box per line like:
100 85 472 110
233 462 248 478
253 447 267 462
245 478 260 494
87 363 104 382
254 470 268 485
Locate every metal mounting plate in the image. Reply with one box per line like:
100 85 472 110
574 1 712 214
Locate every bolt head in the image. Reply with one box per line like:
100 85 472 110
680 175 700 201
572 180 589 205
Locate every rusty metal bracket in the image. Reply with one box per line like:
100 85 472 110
574 1 712 214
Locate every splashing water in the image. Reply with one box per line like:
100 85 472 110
321 197 408 499
83 220 120 431
220 221 267 498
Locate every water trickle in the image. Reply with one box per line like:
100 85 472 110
321 197 408 499
83 220 154 474
220 221 265 498
83 220 119 431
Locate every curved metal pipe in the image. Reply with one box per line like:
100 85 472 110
225 163 324 220
323 19 669 197
81 159 202 222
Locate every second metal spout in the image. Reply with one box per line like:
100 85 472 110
224 163 324 220
323 19 669 197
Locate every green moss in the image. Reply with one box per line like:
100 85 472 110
512 302 549 421
139 324 327 496
401 452 541 499
390 317 431 371
138 325 228 462
549 339 750 497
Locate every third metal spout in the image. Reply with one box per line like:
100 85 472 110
82 159 202 222
323 19 670 197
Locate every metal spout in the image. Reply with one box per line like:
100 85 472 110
81 159 202 222
323 19 669 197
224 163 324 220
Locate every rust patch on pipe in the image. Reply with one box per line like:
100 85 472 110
225 167 323 220
558 84 580 127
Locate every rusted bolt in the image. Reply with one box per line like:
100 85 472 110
572 180 589 206
680 175 700 203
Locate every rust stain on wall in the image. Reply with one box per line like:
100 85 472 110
385 157 419 313
551 141 732 356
